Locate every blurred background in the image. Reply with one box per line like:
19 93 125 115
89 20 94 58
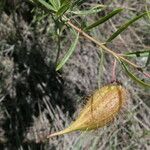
0 0 149 149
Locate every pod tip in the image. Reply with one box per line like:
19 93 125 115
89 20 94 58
47 128 72 138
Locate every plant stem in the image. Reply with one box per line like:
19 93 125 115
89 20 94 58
111 59 117 82
65 17 140 69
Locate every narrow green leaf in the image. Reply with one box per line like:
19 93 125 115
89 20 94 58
49 0 61 10
84 8 123 31
107 12 150 42
35 0 56 12
73 0 87 6
124 50 150 58
71 6 103 15
145 51 150 67
61 0 66 4
121 61 150 88
56 1 70 17
56 32 79 71
61 0 70 5
49 0 56 8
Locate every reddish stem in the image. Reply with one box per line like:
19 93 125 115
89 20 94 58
111 59 117 83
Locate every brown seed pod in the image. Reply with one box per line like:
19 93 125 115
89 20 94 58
47 84 127 138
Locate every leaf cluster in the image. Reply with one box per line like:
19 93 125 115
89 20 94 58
30 0 150 88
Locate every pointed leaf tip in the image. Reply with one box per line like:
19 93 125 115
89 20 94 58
56 32 79 71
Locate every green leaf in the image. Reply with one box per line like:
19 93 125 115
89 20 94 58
56 32 79 71
35 0 56 12
124 50 150 58
107 12 150 42
71 5 103 16
56 1 70 17
121 61 150 88
145 51 150 67
73 0 87 7
49 0 61 10
84 8 123 31
61 0 70 5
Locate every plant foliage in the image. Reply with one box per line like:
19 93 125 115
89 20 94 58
30 0 150 88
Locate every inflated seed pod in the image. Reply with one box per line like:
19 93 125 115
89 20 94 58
47 84 127 138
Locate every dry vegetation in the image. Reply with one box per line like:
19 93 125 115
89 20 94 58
0 0 150 150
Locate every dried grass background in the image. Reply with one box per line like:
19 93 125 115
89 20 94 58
0 0 150 150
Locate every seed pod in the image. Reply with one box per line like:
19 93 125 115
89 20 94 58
47 84 127 138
